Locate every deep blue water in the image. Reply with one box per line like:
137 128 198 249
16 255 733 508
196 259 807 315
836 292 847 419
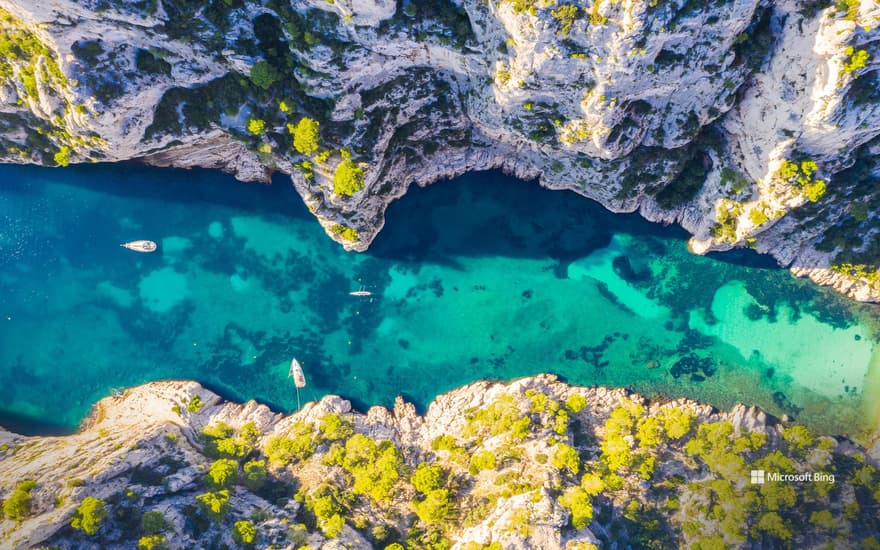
1 164 879 436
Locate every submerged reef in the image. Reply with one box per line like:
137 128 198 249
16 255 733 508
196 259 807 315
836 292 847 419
1 375 879 549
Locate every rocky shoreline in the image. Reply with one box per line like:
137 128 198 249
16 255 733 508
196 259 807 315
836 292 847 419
0 0 877 302
1 376 879 548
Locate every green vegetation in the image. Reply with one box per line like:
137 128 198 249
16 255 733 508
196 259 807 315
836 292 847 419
206 458 238 488
202 421 260 459
558 485 593 529
565 394 587 413
304 484 347 538
196 489 230 522
319 413 354 441
247 118 267 135
777 159 826 202
232 519 257 544
551 443 580 476
550 5 580 37
71 497 107 536
834 0 861 20
186 395 204 413
135 49 172 76
249 60 280 90
141 510 167 534
413 488 454 525
324 434 402 503
468 450 497 474
138 534 168 550
7 384 879 547
330 224 359 242
411 463 445 494
719 167 750 195
2 479 36 520
54 146 71 168
465 394 531 441
710 199 744 242
242 459 267 490
265 421 317 466
332 159 365 198
842 47 870 77
145 72 251 139
292 117 320 156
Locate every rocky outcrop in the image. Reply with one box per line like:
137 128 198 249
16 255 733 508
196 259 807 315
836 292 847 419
1 376 879 549
0 0 878 299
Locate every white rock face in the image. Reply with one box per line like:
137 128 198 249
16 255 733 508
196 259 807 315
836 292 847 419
0 0 878 300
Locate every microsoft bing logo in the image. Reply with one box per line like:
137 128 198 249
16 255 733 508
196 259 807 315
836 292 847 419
750 470 765 484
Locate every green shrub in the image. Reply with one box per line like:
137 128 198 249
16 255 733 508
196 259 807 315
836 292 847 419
580 472 605 496
551 443 580 475
431 435 460 451
202 422 254 459
411 463 444 494
138 534 169 550
661 407 695 439
328 434 402 503
842 47 870 76
242 459 268 491
565 394 587 413
140 510 167 534
292 117 320 156
781 424 814 451
247 118 267 135
468 450 497 474
265 422 316 466
756 511 792 540
2 480 35 520
413 488 453 525
330 224 359 242
558 486 592 529
196 490 230 522
249 60 280 90
319 414 354 441
332 159 365 197
550 5 579 37
232 519 257 544
71 497 107 536
306 485 346 538
635 416 665 448
465 395 530 440
54 146 71 167
207 458 238 489
552 410 570 435
186 395 204 413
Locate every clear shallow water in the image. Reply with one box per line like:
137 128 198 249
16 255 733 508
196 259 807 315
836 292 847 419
1 164 879 437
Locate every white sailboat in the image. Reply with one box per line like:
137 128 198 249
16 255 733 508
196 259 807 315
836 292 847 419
289 358 306 409
349 286 371 297
120 240 157 253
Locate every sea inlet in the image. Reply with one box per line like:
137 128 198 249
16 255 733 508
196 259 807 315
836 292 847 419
1 164 878 438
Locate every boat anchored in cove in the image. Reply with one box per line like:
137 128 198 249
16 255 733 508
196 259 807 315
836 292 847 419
120 240 157 253
349 286 371 297
289 358 306 409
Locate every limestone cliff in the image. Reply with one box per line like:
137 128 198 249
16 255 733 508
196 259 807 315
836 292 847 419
1 376 879 549
0 0 878 299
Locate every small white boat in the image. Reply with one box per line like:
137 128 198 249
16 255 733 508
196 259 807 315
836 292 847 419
289 358 306 389
120 240 157 253
349 287 371 297
289 358 306 410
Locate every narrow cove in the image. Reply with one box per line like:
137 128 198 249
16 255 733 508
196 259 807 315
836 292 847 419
0 164 878 438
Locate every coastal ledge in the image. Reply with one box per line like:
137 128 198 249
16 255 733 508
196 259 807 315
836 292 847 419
1 376 879 549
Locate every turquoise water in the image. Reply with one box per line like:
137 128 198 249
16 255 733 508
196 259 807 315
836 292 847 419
1 164 879 437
